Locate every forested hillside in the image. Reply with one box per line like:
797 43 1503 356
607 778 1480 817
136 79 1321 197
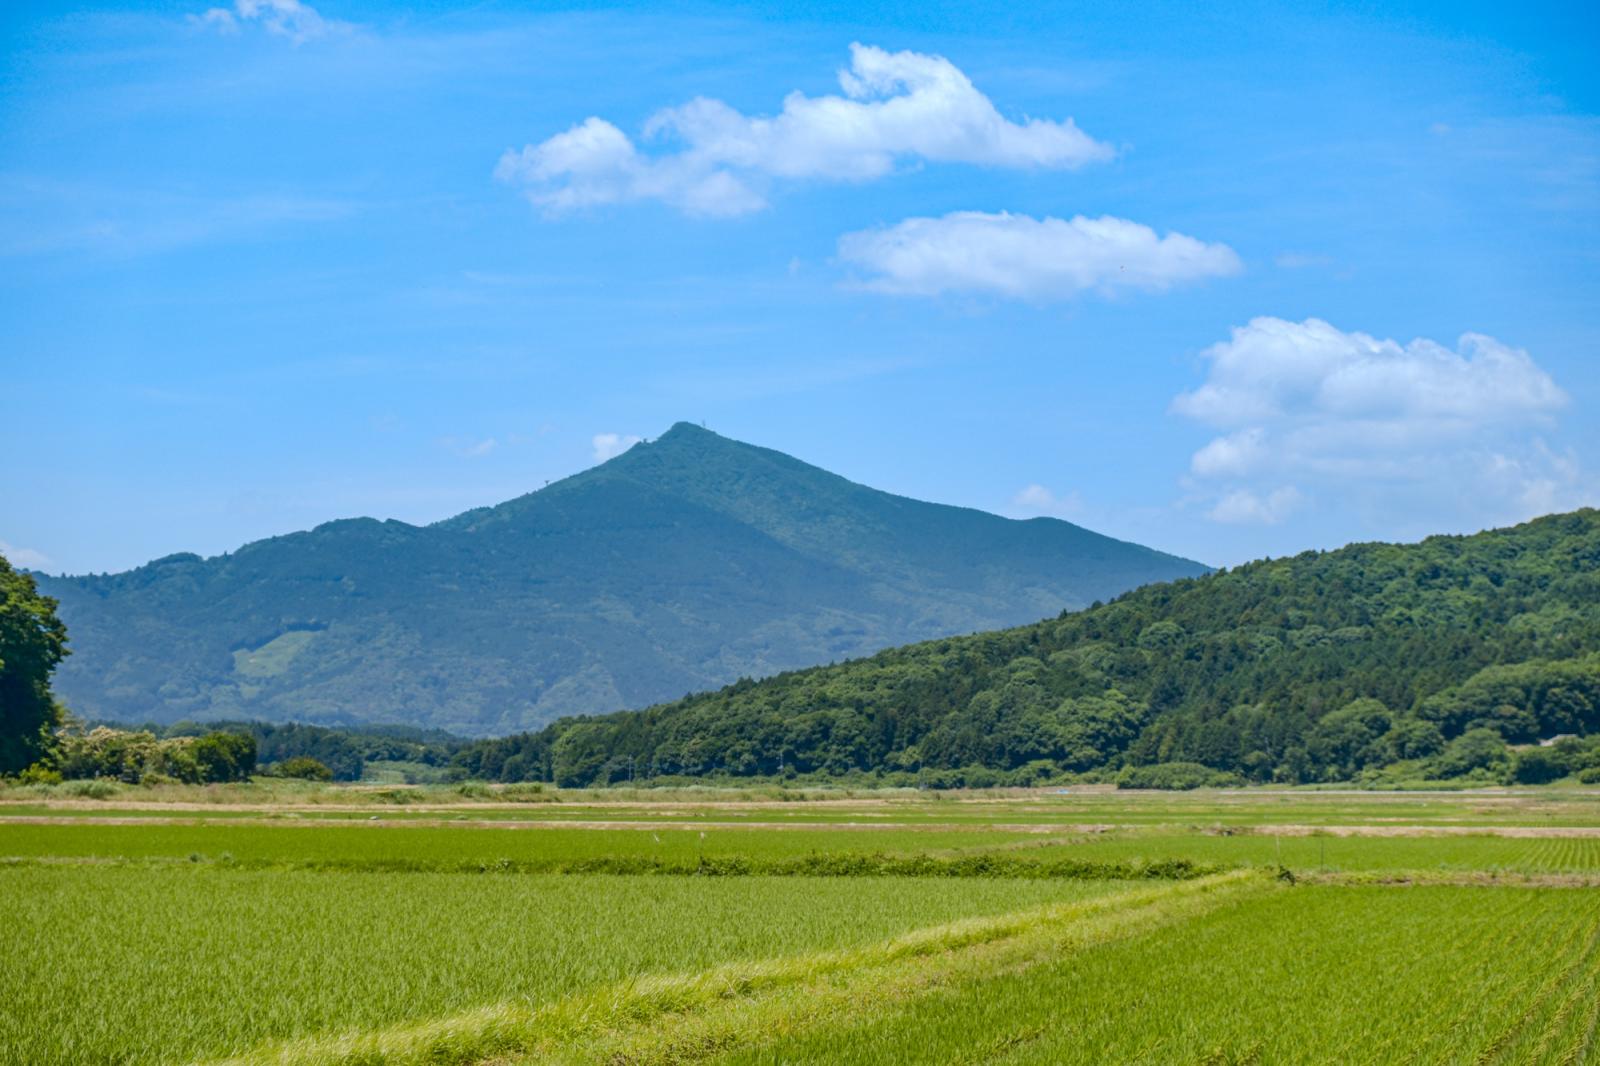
38 424 1204 734
457 510 1600 786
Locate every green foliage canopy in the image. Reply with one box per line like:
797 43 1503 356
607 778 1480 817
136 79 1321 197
0 551 68 773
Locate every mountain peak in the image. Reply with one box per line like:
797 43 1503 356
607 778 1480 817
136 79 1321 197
660 420 716 440
40 424 1209 735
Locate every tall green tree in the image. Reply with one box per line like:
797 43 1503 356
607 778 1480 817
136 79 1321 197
0 552 69 773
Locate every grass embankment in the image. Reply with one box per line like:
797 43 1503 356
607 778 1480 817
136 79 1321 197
205 872 1273 1066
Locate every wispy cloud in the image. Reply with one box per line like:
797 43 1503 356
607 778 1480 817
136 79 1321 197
0 180 358 258
0 540 52 570
437 436 497 459
1273 251 1332 270
592 432 642 462
190 0 353 45
838 211 1240 300
496 43 1112 217
1206 486 1303 525
1011 484 1084 518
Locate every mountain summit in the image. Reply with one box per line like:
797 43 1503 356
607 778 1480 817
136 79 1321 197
39 424 1207 734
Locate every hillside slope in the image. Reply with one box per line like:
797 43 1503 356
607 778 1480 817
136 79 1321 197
456 509 1600 784
38 424 1206 734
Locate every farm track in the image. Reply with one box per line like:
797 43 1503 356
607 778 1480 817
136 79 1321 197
7 813 1600 838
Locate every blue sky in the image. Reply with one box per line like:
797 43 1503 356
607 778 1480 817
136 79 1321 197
2 0 1597 574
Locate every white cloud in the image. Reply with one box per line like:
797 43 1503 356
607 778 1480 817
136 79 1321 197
1012 484 1084 518
1207 487 1303 525
1189 428 1269 479
0 541 52 570
1174 317 1588 527
592 433 642 463
496 43 1112 217
1174 317 1565 430
836 211 1241 300
190 0 351 44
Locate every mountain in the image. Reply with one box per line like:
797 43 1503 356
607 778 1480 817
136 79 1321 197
454 509 1600 786
37 423 1208 735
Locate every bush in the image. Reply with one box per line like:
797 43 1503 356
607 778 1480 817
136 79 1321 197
1117 762 1242 790
275 756 333 781
192 732 257 783
61 779 118 799
1510 748 1569 785
1431 728 1511 780
17 763 61 785
1578 766 1600 785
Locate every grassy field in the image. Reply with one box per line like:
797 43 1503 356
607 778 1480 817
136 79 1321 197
3 784 1597 1064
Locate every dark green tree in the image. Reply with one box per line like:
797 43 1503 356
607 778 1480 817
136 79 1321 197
192 731 257 783
0 552 69 774
275 756 333 781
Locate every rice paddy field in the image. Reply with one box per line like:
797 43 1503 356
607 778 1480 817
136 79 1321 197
4 782 1598 1064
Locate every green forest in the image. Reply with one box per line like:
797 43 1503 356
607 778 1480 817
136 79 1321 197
454 509 1600 788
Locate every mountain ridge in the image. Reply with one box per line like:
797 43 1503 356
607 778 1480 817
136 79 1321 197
37 424 1208 735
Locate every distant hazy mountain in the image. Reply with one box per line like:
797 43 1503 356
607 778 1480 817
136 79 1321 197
38 423 1208 735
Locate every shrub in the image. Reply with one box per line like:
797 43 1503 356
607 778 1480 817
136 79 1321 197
1578 766 1600 785
61 779 118 799
1117 762 1242 790
1510 748 1569 785
275 756 333 781
17 763 62 785
192 731 257 783
1431 728 1511 780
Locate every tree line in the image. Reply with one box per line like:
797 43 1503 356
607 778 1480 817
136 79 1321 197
8 511 1600 789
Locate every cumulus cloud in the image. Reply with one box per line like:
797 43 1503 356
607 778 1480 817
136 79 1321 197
191 0 350 44
1012 484 1084 518
0 540 52 570
496 44 1112 217
837 211 1240 300
1174 317 1587 526
1173 317 1565 430
592 433 642 463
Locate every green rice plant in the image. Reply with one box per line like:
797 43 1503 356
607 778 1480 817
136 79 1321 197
204 871 1273 1066
1005 827 1600 876
0 822 1056 868
708 884 1600 1065
0 865 1130 1065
